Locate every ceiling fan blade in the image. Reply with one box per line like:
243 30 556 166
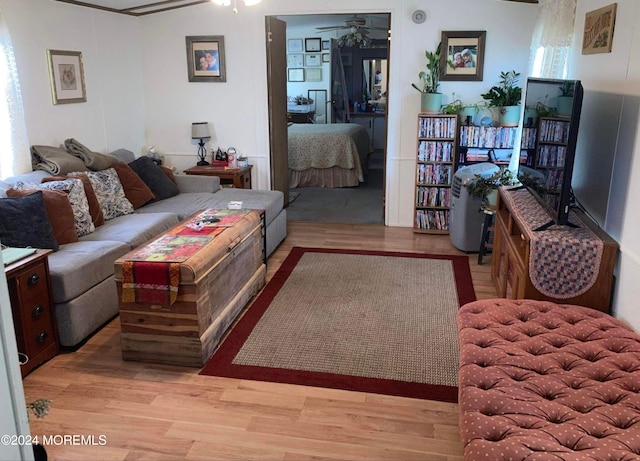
316 25 348 31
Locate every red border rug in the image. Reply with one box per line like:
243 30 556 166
200 247 476 402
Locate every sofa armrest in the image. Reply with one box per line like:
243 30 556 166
174 174 221 193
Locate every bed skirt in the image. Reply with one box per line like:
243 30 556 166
289 167 360 188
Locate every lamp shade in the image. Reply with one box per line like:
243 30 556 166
191 122 211 140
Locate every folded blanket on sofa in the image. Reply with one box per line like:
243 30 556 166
31 145 88 175
64 138 119 171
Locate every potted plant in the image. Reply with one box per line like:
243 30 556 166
411 43 453 114
480 70 522 127
556 81 575 117
465 168 518 209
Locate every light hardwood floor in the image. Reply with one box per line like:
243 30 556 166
23 222 497 461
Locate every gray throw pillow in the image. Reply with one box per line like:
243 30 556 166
0 191 58 251
128 156 179 202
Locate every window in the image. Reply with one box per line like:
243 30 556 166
0 10 28 179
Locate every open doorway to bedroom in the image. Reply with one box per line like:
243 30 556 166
270 13 390 224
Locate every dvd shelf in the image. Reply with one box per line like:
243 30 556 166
414 114 457 234
457 125 537 166
530 117 571 209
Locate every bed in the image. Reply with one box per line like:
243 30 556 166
288 123 371 188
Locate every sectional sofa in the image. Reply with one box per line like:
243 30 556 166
0 150 286 348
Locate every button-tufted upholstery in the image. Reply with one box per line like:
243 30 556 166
457 299 640 461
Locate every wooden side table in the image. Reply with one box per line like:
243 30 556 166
4 249 58 377
184 165 253 189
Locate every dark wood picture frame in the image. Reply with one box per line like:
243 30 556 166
186 35 226 82
440 30 486 82
305 37 322 52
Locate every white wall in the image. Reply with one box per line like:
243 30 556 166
0 0 146 158
570 0 640 329
137 0 537 215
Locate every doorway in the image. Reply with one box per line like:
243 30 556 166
267 13 390 224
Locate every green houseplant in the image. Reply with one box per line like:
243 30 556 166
556 81 575 117
411 43 453 114
466 168 518 209
480 70 522 126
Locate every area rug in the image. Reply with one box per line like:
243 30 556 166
200 247 476 402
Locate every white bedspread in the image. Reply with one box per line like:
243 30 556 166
288 123 369 183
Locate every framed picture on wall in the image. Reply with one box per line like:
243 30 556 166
288 68 305 82
322 53 330 63
288 38 303 52
305 37 322 52
287 53 304 67
439 30 486 82
306 68 322 82
186 35 226 82
582 3 617 54
322 40 330 50
47 49 87 104
305 54 322 67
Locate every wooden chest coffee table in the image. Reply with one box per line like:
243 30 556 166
114 209 265 367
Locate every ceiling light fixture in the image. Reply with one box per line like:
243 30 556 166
211 0 262 14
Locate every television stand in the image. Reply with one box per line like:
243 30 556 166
533 219 579 232
492 187 618 313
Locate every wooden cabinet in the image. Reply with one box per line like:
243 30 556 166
184 164 253 189
5 250 58 377
491 188 618 313
413 114 457 234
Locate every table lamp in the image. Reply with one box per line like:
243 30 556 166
191 122 211 166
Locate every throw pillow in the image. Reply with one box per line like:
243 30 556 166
128 156 179 202
159 165 177 185
0 191 59 251
69 168 134 220
113 162 155 209
14 178 95 237
6 188 78 245
45 174 106 228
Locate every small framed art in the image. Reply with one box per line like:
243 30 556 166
305 54 321 67
288 39 303 52
47 49 87 104
288 68 304 82
440 30 486 82
322 53 330 63
322 40 330 50
305 37 321 52
287 53 304 67
186 35 226 82
582 3 617 54
306 68 322 82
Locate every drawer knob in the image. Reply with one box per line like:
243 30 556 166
36 331 48 344
28 273 40 285
32 305 44 318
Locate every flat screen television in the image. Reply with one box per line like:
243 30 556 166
516 77 584 230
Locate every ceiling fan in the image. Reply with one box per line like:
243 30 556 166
315 15 388 34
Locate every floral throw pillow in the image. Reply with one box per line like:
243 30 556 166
15 178 95 237
70 168 134 220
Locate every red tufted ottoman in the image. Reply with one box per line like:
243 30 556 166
457 299 640 461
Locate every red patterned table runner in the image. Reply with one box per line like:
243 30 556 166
121 209 252 305
502 188 603 298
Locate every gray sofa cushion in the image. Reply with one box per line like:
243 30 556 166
48 240 130 304
136 189 283 227
79 211 180 249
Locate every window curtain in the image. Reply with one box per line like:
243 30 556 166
529 0 577 78
0 10 29 179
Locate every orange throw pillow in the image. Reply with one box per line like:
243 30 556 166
159 165 177 185
42 174 105 227
6 188 78 245
113 162 155 209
